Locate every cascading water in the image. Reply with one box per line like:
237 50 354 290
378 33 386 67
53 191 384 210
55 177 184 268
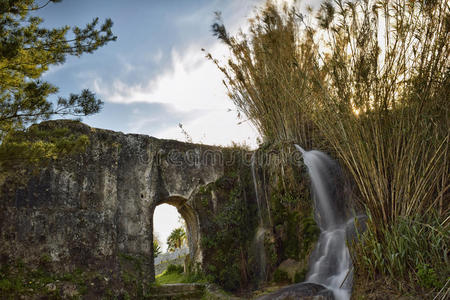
295 144 353 300
251 152 267 283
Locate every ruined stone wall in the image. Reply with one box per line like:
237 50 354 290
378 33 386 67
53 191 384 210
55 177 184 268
0 120 317 297
0 120 226 283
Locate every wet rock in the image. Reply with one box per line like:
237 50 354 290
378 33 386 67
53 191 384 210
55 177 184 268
277 258 303 282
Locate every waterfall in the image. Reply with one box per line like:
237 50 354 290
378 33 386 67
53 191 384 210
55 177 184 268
252 153 263 223
251 152 267 283
294 145 353 300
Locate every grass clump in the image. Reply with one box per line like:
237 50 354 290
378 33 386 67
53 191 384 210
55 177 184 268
166 264 184 274
156 264 207 285
156 269 185 285
352 213 449 294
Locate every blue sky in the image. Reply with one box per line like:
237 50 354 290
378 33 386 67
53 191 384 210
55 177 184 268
39 0 266 147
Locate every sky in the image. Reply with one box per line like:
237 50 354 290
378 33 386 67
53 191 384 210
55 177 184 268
39 0 265 147
36 0 310 253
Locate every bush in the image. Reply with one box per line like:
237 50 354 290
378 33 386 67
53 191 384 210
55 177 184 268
165 264 184 274
352 213 447 292
272 269 289 283
416 264 440 290
294 269 307 283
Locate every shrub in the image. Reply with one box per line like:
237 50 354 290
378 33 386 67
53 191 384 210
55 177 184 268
294 269 307 283
273 269 289 283
165 264 184 274
416 264 440 290
352 213 448 291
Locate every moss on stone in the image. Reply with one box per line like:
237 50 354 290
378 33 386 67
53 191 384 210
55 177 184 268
192 148 259 292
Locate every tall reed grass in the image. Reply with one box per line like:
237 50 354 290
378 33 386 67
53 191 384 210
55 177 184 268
212 0 449 296
312 0 449 225
209 3 323 149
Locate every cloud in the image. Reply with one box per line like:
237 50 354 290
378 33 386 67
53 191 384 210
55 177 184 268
155 108 258 147
83 102 199 136
81 0 269 147
92 43 229 110
89 42 259 147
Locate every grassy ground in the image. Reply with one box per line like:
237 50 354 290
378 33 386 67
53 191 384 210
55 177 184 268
155 264 207 285
155 270 187 284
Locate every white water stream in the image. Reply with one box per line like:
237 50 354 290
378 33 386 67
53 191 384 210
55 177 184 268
295 145 352 300
251 152 267 282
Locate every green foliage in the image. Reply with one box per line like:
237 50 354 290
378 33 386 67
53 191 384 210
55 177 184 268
155 270 185 285
155 264 207 285
294 269 307 283
118 252 150 298
299 216 320 257
0 260 96 298
248 146 318 285
352 213 448 292
0 122 90 178
272 269 289 283
201 190 252 291
153 232 162 258
416 264 441 290
198 160 258 292
119 252 143 271
0 279 13 293
166 264 184 274
270 186 318 263
0 0 116 172
153 240 161 258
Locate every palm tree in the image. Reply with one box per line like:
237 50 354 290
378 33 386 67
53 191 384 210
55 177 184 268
166 227 186 252
153 240 161 258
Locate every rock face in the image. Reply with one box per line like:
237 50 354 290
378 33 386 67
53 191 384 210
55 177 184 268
0 120 228 281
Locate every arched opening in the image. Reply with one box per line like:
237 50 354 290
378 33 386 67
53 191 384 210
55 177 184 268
152 196 201 279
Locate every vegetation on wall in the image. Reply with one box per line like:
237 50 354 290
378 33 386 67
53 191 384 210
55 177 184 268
261 144 319 282
0 256 118 299
194 144 319 292
194 147 258 292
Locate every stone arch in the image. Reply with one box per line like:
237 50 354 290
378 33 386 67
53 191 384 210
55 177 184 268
151 195 201 275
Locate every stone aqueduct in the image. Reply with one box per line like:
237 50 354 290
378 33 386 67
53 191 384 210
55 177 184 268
0 121 239 279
